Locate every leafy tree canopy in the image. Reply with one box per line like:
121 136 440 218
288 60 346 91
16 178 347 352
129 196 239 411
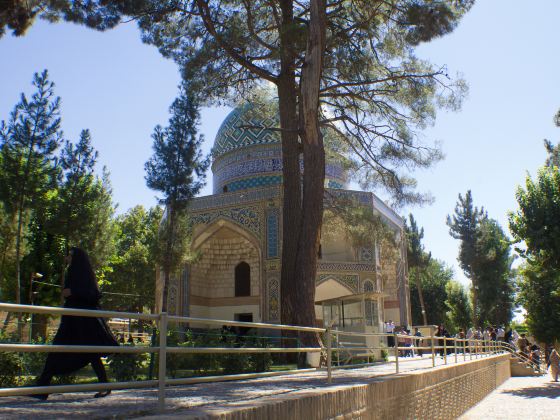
409 258 453 327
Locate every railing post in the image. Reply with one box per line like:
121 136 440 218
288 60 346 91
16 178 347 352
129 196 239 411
454 338 458 363
336 331 340 366
463 339 467 361
158 312 168 413
444 338 447 365
431 327 435 368
394 333 399 373
326 326 332 384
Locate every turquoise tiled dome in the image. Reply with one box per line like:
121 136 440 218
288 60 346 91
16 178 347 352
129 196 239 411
212 103 348 194
212 104 280 159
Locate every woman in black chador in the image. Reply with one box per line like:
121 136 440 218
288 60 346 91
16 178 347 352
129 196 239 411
34 247 118 399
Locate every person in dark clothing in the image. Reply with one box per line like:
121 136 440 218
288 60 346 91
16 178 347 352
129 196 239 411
504 328 513 344
33 247 118 400
436 325 445 357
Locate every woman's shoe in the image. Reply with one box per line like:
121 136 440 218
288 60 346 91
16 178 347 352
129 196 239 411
94 390 111 398
28 393 48 400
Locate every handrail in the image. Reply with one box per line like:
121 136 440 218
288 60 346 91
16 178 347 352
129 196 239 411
0 302 159 321
167 314 325 333
0 303 526 414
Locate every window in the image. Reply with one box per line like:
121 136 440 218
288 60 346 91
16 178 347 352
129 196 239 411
235 262 251 297
223 185 228 193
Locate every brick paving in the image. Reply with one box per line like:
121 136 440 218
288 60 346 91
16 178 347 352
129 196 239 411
0 354 464 419
460 374 560 420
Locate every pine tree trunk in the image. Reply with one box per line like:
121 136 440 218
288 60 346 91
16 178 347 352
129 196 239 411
161 207 175 313
60 239 68 305
293 0 326 359
15 204 24 340
416 269 428 325
278 0 302 328
472 278 478 327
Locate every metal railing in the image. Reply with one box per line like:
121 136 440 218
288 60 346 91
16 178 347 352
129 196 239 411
0 303 527 413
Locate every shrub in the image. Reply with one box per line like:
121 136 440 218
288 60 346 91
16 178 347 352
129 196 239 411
221 331 251 374
0 351 23 387
20 341 47 385
246 334 272 373
108 344 147 382
381 349 389 362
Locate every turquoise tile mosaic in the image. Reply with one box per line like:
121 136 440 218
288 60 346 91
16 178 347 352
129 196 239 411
266 209 279 258
226 175 283 192
212 104 280 159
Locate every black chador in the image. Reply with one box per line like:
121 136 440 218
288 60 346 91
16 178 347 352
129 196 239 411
34 247 118 399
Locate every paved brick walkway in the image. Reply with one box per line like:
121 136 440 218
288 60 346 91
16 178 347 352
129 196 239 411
1 355 463 419
460 374 560 420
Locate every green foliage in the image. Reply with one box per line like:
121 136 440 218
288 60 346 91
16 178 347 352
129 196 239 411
107 345 147 382
322 202 396 251
509 166 560 267
445 281 472 332
0 201 17 301
405 214 432 325
103 205 162 312
153 328 273 377
145 85 209 212
0 70 63 306
474 218 515 326
447 191 514 325
19 340 47 380
406 214 431 270
446 191 487 280
517 263 560 344
509 139 560 344
380 348 389 362
145 85 209 311
0 351 22 387
220 331 272 374
409 259 454 326
0 71 115 317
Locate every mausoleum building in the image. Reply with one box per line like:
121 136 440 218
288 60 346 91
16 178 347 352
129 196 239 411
156 103 411 330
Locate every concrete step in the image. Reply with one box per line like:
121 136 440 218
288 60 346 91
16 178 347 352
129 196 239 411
509 357 544 376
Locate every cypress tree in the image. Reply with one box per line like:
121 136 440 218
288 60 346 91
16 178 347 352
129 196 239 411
145 84 209 312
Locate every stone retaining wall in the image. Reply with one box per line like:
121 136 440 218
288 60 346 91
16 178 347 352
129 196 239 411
187 354 511 420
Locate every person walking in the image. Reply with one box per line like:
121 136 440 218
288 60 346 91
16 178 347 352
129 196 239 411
33 247 118 400
517 334 530 357
414 328 423 357
549 347 560 382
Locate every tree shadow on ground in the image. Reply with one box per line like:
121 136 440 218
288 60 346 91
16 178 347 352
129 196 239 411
503 382 560 399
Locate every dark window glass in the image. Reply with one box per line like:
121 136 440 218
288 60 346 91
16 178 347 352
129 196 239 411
235 262 251 297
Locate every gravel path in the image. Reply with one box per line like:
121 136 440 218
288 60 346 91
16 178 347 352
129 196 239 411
460 374 560 420
1 355 457 419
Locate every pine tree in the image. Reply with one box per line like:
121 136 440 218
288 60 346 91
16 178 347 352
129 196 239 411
145 84 209 312
0 70 63 312
446 190 486 326
405 214 431 325
474 218 514 326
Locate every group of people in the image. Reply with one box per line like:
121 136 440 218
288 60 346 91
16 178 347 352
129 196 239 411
383 321 560 382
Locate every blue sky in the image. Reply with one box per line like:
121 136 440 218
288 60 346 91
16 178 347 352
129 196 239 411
1 1 559 287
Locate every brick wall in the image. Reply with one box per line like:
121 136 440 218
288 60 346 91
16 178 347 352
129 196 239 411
190 226 260 299
186 354 511 419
